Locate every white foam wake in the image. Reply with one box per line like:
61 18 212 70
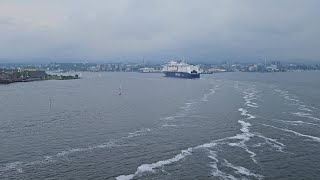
230 88 259 164
201 94 209 102
292 112 320 121
180 101 197 111
117 109 263 180
201 87 218 102
57 141 116 156
272 118 320 127
0 141 117 174
117 82 264 179
243 89 260 108
238 108 256 119
0 162 23 174
208 150 219 162
246 103 259 108
298 105 313 112
160 115 182 121
207 150 239 180
116 148 193 180
228 118 257 164
274 89 301 104
224 160 263 180
116 140 224 180
263 124 320 142
254 133 285 152
228 140 257 164
210 163 237 180
292 112 312 116
162 123 178 127
127 128 151 138
238 120 252 134
274 89 319 122
160 83 219 128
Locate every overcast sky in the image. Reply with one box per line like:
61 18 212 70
0 0 319 63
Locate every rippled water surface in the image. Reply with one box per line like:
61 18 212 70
1 72 320 179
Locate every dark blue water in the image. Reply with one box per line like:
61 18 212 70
1 72 320 179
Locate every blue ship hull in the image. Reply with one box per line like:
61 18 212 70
163 72 200 79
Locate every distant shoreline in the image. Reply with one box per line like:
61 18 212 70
0 74 80 84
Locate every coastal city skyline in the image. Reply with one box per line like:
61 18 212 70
1 60 320 84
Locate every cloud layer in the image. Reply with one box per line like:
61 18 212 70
1 0 320 62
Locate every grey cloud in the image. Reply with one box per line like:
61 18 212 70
0 0 320 62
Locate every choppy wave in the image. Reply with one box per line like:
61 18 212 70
1 126 154 175
298 105 313 112
201 87 218 102
228 117 258 165
116 130 266 180
162 123 178 127
228 138 257 164
117 83 266 179
227 85 259 164
238 108 256 119
243 89 260 108
271 118 320 127
208 150 219 162
1 125 155 176
210 163 237 180
116 82 224 179
254 133 285 152
274 88 320 124
127 128 151 138
232 83 287 163
160 115 181 121
292 112 320 121
224 160 263 179
116 81 308 179
116 81 316 179
180 101 198 112
117 140 224 179
116 148 193 180
4 80 305 179
0 162 24 174
0 141 117 174
274 89 299 103
161 83 219 128
207 150 238 180
263 124 320 142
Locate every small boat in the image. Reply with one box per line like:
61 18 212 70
118 82 122 95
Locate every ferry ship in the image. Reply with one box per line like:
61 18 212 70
162 61 200 79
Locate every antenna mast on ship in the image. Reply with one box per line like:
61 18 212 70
181 57 186 64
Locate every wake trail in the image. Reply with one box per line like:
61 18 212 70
117 82 268 179
0 141 117 174
224 160 263 180
262 124 320 142
116 139 229 180
274 87 320 122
